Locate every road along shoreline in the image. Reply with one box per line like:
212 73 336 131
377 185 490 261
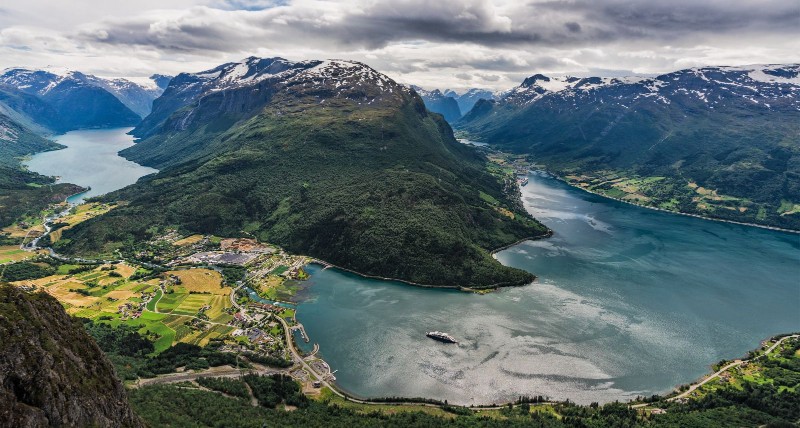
538 170 800 235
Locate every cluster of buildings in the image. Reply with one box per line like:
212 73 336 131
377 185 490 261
117 300 145 319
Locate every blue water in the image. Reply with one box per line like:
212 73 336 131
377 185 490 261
24 128 157 203
297 171 800 405
244 286 296 309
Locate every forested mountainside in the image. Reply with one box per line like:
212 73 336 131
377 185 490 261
59 57 547 288
0 284 143 427
0 113 83 227
458 65 800 230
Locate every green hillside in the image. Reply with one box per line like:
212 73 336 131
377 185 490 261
59 61 547 288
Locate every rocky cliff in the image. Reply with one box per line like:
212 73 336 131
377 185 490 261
0 284 143 427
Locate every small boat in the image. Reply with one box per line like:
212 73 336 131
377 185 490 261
426 331 457 344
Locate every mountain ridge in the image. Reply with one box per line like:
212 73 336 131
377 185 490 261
0 68 168 131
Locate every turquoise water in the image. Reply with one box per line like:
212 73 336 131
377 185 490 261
24 128 157 203
297 171 800 405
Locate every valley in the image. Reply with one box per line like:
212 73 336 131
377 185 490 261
0 57 797 427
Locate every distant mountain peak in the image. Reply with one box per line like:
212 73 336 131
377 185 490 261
521 73 551 87
497 64 800 109
0 67 168 120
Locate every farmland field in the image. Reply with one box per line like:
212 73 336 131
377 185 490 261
0 246 39 264
12 264 238 354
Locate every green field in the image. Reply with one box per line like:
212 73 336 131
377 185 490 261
14 265 238 354
146 288 162 312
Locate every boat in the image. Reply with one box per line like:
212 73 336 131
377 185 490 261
517 176 529 186
426 331 457 344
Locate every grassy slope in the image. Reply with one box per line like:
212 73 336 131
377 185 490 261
60 81 546 287
458 92 800 230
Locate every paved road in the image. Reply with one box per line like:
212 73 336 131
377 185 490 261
133 365 287 388
668 334 799 402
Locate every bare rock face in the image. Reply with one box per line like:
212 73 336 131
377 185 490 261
0 284 143 427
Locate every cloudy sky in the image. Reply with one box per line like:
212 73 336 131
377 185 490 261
1 0 798 91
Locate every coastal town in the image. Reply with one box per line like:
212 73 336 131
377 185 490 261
1 202 335 393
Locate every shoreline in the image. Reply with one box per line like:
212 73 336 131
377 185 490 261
307 231 553 293
291 325 799 409
537 170 800 235
307 258 533 292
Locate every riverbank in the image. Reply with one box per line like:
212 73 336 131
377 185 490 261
538 170 800 235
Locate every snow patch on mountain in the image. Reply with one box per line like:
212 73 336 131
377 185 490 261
499 64 800 110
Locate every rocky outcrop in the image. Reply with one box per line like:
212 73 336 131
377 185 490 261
0 284 143 427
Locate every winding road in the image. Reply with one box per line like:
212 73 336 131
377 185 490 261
668 334 799 402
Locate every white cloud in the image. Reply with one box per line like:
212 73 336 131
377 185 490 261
0 0 797 91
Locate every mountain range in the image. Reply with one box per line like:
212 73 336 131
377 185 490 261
0 68 170 132
1 56 799 427
457 64 800 230
58 57 547 288
411 86 462 123
413 86 495 123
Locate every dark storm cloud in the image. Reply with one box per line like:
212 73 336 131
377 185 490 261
212 0 288 11
540 0 800 35
74 0 800 54
422 54 564 72
335 1 538 49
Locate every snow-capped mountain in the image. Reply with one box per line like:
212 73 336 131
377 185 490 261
457 63 800 230
495 64 800 110
134 57 412 140
0 68 138 130
86 74 171 117
67 55 541 289
0 68 170 131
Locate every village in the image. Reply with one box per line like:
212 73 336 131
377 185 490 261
3 205 332 391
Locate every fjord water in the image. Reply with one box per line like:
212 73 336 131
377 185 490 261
24 128 156 203
297 171 800 405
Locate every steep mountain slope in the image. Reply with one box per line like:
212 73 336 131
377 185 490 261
0 284 143 427
61 58 547 288
0 68 145 130
444 88 496 114
458 65 800 230
130 56 306 141
0 113 83 227
412 86 462 123
0 84 64 134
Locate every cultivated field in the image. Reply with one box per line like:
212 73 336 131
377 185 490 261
13 264 236 354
